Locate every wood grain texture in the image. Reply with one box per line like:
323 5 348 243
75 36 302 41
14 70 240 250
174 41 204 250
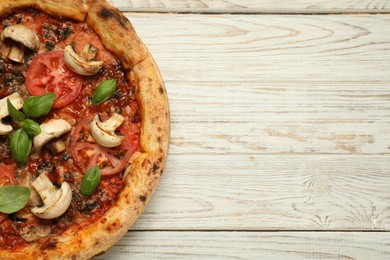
95 231 390 259
115 13 390 231
99 11 390 259
126 14 390 154
129 14 390 86
111 0 390 13
132 154 390 230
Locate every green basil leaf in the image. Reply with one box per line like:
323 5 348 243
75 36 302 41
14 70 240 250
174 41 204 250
0 185 30 214
7 98 25 122
92 79 116 105
23 93 56 118
80 165 101 196
10 129 32 166
22 119 41 135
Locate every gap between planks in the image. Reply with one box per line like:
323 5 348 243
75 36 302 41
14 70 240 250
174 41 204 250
95 231 390 259
167 152 390 156
129 229 390 233
118 8 390 15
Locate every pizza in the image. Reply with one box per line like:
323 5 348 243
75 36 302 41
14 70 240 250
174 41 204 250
0 0 169 259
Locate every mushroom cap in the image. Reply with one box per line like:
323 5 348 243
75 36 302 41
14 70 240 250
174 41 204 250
1 25 40 50
90 113 125 148
7 44 25 63
0 123 13 135
0 92 24 118
33 119 72 152
0 92 24 135
80 43 99 61
64 45 103 76
31 173 72 219
32 182 72 219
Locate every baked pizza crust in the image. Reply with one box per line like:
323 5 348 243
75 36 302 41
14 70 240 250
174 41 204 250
86 0 149 69
0 0 169 259
0 0 87 21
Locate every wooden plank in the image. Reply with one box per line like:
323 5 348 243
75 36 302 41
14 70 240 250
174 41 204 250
128 14 390 86
167 85 389 155
94 12 390 259
126 14 390 154
96 231 390 259
131 154 390 230
111 0 390 13
169 121 390 155
118 14 390 230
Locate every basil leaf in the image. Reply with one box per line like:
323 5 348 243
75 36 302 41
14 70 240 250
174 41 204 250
7 98 25 122
23 93 56 118
0 185 30 214
22 119 41 135
80 165 101 196
10 129 32 166
92 79 116 105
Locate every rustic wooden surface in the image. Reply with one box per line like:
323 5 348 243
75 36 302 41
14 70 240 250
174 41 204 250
97 0 390 259
98 231 390 259
112 0 390 13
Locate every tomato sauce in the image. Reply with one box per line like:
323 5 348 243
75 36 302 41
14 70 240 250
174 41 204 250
0 9 141 249
0 219 26 249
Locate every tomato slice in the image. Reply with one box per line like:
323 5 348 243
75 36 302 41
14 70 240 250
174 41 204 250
26 51 83 108
71 115 140 175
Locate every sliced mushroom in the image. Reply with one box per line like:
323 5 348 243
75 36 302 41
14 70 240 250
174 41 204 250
1 25 40 50
13 202 52 242
20 224 51 242
8 44 25 63
33 119 71 152
90 113 125 148
48 139 66 155
1 25 40 63
64 45 103 75
31 173 72 219
80 43 99 61
0 39 11 59
0 92 24 135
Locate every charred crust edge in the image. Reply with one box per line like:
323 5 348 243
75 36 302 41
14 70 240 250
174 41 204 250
139 195 147 202
98 6 128 29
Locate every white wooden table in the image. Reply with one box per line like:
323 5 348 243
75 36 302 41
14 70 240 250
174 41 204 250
97 1 390 258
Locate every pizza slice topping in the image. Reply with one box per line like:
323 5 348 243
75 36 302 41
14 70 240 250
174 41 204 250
63 44 103 75
25 51 83 108
90 113 125 147
31 173 72 219
80 165 101 196
0 185 30 214
32 118 71 152
0 163 17 185
71 115 139 175
0 92 24 134
1 24 40 63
